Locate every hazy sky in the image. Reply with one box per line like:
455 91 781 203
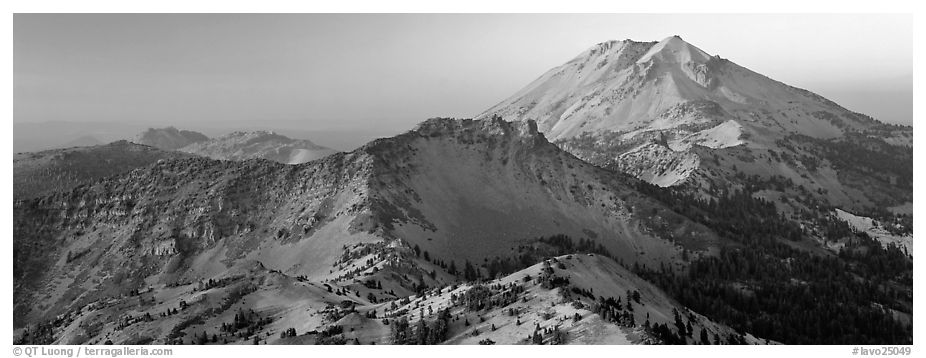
14 13 913 131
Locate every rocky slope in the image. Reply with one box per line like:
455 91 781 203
179 131 339 164
13 140 194 200
13 117 723 336
478 36 912 219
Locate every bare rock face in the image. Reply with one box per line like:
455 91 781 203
134 127 209 150
412 116 544 147
614 142 701 187
682 61 714 88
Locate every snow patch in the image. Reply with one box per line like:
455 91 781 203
669 120 745 151
835 209 912 255
718 86 748 104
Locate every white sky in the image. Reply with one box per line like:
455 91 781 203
14 14 913 129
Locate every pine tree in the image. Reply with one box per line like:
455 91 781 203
464 260 477 281
532 330 543 345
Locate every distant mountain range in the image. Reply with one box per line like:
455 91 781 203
136 127 339 164
14 121 391 154
134 127 210 150
13 128 339 201
179 131 339 164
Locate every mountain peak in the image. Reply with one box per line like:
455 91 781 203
637 35 711 64
479 34 904 194
570 39 653 63
412 117 543 143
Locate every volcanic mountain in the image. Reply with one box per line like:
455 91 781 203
478 36 911 218
13 117 722 334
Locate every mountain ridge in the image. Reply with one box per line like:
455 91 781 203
13 140 196 201
14 117 720 330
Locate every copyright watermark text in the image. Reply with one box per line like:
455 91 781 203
13 346 173 358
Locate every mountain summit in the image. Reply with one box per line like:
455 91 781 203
481 35 880 141
637 35 711 64
479 36 911 214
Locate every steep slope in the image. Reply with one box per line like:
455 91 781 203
134 127 210 150
13 152 379 328
179 131 339 164
478 36 912 216
376 118 720 266
13 140 195 200
13 117 720 331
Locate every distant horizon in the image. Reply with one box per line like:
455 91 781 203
11 83 915 130
14 14 913 134
13 120 400 153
